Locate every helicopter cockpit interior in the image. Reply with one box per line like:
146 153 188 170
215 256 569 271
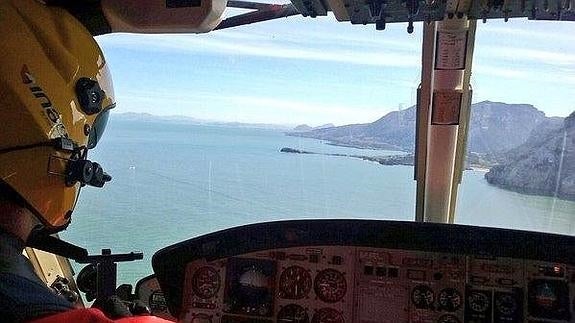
18 0 575 322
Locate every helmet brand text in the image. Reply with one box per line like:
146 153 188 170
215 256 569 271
21 65 69 138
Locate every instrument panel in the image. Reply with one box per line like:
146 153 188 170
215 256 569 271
150 220 575 323
176 247 574 323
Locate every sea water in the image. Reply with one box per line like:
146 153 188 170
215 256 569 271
60 119 575 285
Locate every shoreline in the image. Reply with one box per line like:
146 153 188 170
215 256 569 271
280 147 495 171
469 166 490 172
280 145 574 202
324 141 410 153
279 147 414 166
286 132 409 152
485 180 575 203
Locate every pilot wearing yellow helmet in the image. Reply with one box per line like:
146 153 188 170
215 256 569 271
0 1 170 322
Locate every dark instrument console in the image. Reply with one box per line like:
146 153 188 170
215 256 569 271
149 220 575 322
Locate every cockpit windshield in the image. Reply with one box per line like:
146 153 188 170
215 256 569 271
61 13 575 285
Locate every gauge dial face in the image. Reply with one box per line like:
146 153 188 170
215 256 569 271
495 293 517 316
411 285 435 309
532 282 558 310
280 266 312 299
527 280 570 320
314 269 347 303
437 314 460 323
438 288 462 312
192 266 221 299
467 291 490 313
277 304 309 323
311 308 344 323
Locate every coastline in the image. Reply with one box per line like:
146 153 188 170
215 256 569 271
468 166 490 172
485 180 575 203
287 132 410 152
280 147 496 172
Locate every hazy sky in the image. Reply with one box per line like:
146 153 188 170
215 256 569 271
97 11 575 126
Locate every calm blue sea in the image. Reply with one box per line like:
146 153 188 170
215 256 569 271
60 119 575 285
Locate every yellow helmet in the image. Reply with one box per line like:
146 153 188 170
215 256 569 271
0 0 115 231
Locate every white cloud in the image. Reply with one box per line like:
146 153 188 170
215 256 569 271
99 32 420 68
211 25 421 51
480 46 575 66
97 18 575 120
473 64 530 79
114 90 388 125
478 21 575 43
219 95 391 125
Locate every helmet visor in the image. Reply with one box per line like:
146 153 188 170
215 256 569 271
87 107 111 149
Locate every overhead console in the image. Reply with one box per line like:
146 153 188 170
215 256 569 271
150 220 575 322
292 0 575 31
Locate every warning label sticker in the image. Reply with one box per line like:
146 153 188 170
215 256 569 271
435 31 468 70
432 90 462 125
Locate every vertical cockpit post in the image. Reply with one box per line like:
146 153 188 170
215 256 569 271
415 7 477 224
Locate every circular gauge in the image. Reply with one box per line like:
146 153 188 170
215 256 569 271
437 314 460 323
311 308 344 323
314 269 347 303
191 266 221 299
277 304 309 323
438 288 462 312
280 266 312 299
467 291 490 313
532 281 558 310
495 293 517 316
528 280 570 320
411 285 435 309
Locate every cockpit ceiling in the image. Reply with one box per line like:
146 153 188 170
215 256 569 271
291 0 575 29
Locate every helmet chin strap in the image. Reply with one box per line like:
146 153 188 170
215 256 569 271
0 137 112 189
0 137 112 233
0 138 112 187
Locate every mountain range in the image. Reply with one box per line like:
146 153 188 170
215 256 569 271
485 111 575 201
288 101 552 156
292 123 336 132
288 101 574 201
112 112 292 130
